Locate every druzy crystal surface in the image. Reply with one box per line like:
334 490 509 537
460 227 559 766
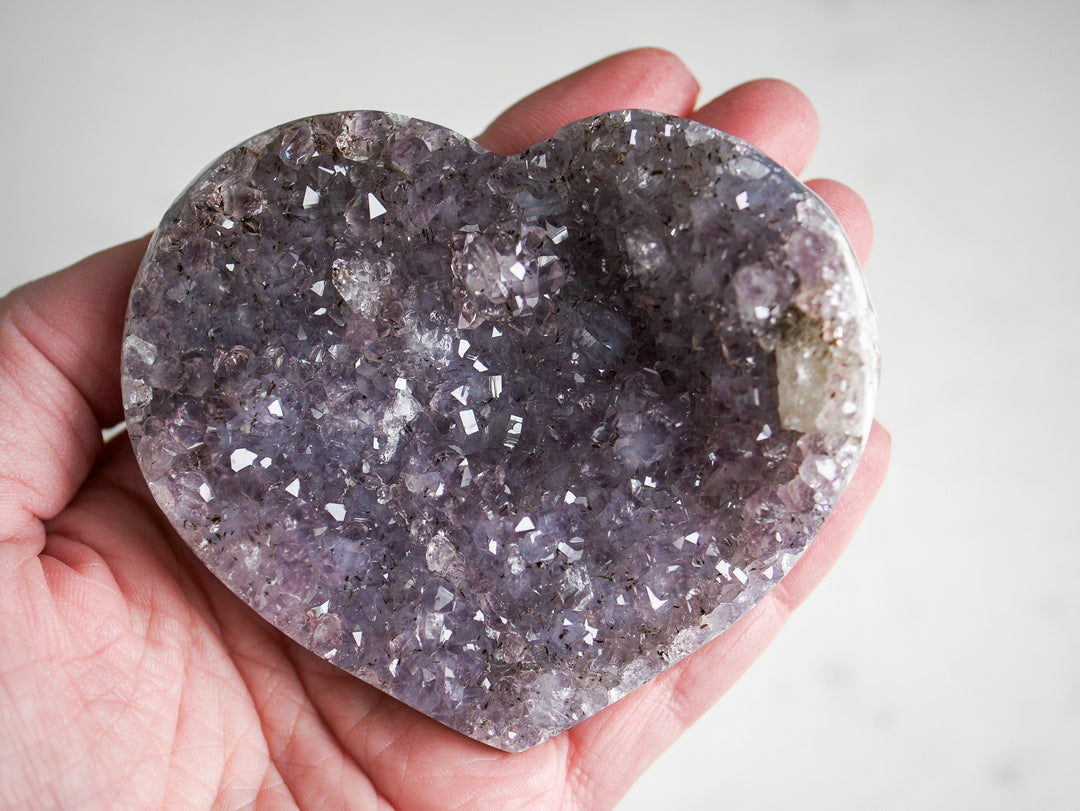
121 110 878 752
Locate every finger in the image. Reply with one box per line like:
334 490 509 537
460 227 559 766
806 178 875 264
691 78 820 176
476 48 700 154
0 236 147 544
567 421 891 806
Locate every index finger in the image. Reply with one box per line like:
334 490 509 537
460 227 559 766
476 48 700 154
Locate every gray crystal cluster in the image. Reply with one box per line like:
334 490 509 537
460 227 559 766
121 110 878 752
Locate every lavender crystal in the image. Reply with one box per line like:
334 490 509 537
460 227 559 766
121 110 878 751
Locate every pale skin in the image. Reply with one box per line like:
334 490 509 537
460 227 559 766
0 49 889 809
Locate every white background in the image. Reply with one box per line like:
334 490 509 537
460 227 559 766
2 1 1078 808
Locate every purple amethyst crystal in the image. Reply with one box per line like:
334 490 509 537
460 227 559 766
121 110 878 752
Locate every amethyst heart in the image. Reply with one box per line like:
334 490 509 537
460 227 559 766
121 110 878 751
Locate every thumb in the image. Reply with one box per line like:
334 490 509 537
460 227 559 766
0 236 147 550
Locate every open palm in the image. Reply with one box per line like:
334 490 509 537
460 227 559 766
0 49 889 810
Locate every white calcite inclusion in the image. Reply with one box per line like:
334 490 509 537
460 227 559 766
121 110 879 752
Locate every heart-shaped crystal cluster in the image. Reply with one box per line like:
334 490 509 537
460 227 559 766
121 110 878 751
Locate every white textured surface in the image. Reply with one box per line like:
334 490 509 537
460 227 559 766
2 1 1077 807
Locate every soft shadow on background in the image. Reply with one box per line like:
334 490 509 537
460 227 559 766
2 1 1077 808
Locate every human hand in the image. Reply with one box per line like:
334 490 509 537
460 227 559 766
0 48 889 809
